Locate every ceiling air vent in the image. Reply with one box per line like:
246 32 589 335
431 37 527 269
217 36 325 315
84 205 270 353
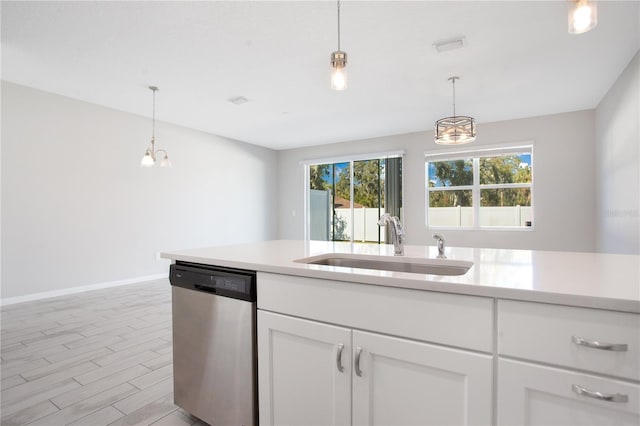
228 96 249 105
433 36 466 53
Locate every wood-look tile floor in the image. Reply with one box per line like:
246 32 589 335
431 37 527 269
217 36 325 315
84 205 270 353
1 279 207 426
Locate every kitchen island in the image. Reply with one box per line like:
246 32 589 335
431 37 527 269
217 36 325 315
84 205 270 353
161 240 640 426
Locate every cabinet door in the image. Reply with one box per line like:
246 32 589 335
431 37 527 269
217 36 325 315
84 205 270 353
257 311 351 426
352 331 492 426
498 359 640 426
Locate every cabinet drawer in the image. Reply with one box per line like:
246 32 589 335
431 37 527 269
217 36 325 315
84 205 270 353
498 300 640 380
258 272 493 352
498 359 640 425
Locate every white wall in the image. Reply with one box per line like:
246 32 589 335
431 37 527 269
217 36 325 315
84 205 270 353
277 110 597 252
595 51 640 254
1 82 277 299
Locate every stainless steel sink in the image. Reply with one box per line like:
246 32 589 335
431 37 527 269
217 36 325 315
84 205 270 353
295 254 473 276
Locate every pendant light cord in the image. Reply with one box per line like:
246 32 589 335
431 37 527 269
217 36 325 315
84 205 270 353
337 0 341 51
452 77 456 118
152 89 156 140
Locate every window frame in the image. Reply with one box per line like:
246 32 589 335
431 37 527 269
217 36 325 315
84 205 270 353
425 143 534 231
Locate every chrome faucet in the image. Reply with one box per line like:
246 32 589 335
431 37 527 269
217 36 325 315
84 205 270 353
432 233 446 259
378 213 405 256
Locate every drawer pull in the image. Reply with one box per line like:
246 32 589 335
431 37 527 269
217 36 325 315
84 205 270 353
354 347 363 377
572 336 628 352
336 344 344 373
572 384 629 403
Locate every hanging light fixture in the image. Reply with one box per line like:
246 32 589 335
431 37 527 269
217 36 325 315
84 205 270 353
435 76 476 145
141 86 171 168
330 0 347 90
568 0 598 34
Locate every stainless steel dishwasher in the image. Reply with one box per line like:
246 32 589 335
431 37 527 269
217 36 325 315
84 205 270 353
169 261 257 426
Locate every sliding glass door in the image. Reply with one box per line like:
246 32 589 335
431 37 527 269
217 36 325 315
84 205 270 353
308 155 402 243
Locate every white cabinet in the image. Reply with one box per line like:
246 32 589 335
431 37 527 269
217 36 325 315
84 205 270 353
257 311 351 426
257 272 639 426
498 301 640 426
498 359 639 425
352 331 492 426
258 311 492 426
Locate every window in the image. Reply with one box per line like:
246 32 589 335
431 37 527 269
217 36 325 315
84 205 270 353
306 153 403 243
426 145 533 229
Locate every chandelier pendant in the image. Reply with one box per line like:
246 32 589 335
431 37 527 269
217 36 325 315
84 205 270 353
435 76 476 145
141 86 172 168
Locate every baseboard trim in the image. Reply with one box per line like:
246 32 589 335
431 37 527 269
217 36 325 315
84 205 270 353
0 273 169 306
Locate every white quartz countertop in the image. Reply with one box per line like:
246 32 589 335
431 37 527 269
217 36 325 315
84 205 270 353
161 240 640 313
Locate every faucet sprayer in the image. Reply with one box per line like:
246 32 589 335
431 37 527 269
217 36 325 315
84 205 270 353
432 233 447 259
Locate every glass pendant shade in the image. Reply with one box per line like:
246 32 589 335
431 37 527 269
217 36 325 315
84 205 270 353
568 0 597 34
435 116 476 145
331 51 348 91
330 0 348 91
160 155 172 168
141 149 155 167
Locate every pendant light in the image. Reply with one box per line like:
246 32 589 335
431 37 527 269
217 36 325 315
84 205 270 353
141 86 172 168
435 76 476 145
330 0 347 91
568 0 598 34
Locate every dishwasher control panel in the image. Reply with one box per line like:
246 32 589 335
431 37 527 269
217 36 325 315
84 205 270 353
169 262 256 302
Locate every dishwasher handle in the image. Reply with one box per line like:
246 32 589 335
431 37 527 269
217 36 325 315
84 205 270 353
194 284 217 294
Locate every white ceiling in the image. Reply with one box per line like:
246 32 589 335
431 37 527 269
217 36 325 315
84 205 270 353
2 1 639 150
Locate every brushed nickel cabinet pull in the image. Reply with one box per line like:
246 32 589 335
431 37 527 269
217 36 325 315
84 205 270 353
572 384 628 403
354 347 363 377
572 335 628 352
336 344 344 373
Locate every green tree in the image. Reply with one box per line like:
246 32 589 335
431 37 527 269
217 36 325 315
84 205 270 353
309 164 330 190
430 156 532 208
353 160 383 208
332 160 387 208
429 160 473 207
479 156 531 206
479 156 530 185
434 160 473 186
335 164 351 201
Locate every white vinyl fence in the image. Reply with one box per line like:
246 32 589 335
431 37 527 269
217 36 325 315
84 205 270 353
310 190 387 242
334 207 384 242
428 206 533 227
333 206 532 241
